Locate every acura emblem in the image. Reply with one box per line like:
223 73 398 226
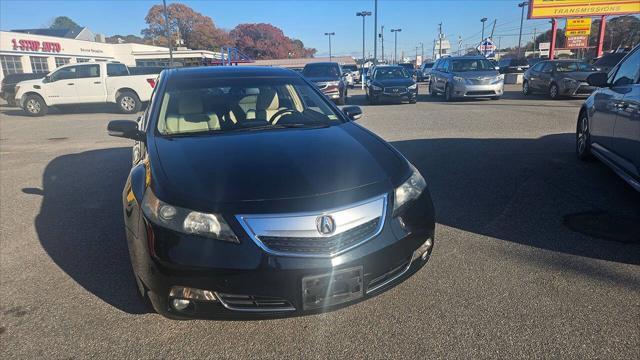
316 215 336 235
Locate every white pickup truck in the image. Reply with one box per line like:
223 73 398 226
15 61 159 116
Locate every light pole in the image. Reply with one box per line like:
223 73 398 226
517 2 529 57
391 28 401 64
379 25 385 63
480 17 488 56
373 0 378 61
418 42 424 63
356 11 372 88
324 32 335 61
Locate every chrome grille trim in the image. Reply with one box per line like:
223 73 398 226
383 86 408 95
215 293 296 312
236 194 388 258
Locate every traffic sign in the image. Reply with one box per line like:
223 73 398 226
477 38 496 57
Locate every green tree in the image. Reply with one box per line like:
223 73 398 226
49 16 81 31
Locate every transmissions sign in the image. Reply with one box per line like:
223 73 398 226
528 0 640 19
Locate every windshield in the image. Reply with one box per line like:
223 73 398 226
302 64 340 78
374 67 410 79
341 65 357 72
157 77 343 135
452 59 495 72
593 53 626 66
423 63 434 69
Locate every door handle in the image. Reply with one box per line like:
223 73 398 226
93 81 101 84
67 83 74 85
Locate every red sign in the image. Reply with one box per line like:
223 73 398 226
11 39 61 53
566 35 589 49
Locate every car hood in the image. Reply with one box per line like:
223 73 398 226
306 77 340 83
15 78 45 88
151 123 406 207
452 70 499 78
372 78 415 87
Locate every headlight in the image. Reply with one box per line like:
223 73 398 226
141 188 239 243
326 81 340 86
453 76 465 83
393 164 426 214
371 84 382 91
491 74 504 84
408 83 417 90
563 78 579 87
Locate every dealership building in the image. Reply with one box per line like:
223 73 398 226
0 28 226 82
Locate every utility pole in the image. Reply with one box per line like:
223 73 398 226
379 25 385 63
438 23 443 58
497 36 502 58
391 28 402 64
373 0 378 61
415 46 419 65
517 2 529 57
324 32 335 61
419 42 424 63
356 11 371 89
532 27 537 57
480 17 487 56
162 0 173 67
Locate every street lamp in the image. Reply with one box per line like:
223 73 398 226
324 32 335 61
517 2 529 58
480 17 488 56
356 11 371 89
391 28 402 64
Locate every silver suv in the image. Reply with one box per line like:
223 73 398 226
429 56 504 101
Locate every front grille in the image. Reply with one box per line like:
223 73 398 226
258 218 381 255
383 86 407 94
216 293 295 312
466 90 495 96
467 78 492 85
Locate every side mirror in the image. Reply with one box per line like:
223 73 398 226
108 120 146 141
342 106 363 121
44 75 51 83
587 72 608 87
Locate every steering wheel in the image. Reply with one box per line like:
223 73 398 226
269 108 302 124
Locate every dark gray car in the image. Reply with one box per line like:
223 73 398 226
576 45 640 191
523 60 599 99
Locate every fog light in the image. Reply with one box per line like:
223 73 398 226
169 286 217 302
171 298 191 311
411 237 433 262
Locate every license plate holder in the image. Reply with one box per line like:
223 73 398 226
302 266 363 310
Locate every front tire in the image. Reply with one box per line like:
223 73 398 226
522 80 531 95
444 83 453 102
429 81 438 96
548 83 560 100
576 112 593 161
23 94 48 116
117 91 141 114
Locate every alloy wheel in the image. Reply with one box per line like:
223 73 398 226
577 116 588 155
26 99 40 114
121 96 135 111
550 84 558 99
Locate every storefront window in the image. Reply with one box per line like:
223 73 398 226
1 55 24 74
55 57 71 68
30 56 49 73
76 58 90 63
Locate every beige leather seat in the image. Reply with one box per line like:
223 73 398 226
165 92 220 133
255 88 282 122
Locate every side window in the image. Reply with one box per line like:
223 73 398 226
107 63 129 77
531 62 545 72
542 62 553 73
50 66 77 81
77 64 100 78
441 59 450 72
611 49 640 87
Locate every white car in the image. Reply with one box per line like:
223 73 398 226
15 61 159 116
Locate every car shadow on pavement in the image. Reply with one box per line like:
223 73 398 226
1 103 140 117
29 147 149 314
391 134 640 267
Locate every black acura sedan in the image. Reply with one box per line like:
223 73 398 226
108 66 435 319
365 65 418 104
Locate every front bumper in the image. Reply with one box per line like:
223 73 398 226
451 82 503 98
370 88 418 103
130 191 435 319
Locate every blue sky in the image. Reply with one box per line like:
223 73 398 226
1 0 556 57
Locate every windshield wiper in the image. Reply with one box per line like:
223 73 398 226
243 123 330 131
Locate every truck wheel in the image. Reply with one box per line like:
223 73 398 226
117 91 141 114
24 95 48 117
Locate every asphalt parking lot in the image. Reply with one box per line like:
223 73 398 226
1 84 638 359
